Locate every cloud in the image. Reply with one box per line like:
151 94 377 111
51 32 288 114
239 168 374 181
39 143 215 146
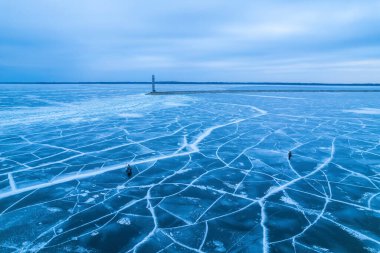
1 0 380 82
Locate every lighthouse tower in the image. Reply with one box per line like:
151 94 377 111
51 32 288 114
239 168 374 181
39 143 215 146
152 75 156 93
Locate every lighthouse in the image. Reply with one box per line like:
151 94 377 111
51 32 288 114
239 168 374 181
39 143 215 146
152 75 156 93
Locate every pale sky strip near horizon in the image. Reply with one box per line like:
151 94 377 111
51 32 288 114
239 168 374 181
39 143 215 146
1 0 380 83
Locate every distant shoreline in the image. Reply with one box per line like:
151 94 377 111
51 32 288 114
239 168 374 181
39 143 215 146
1 82 380 86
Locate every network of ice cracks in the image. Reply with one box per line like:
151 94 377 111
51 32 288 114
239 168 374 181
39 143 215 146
0 90 379 253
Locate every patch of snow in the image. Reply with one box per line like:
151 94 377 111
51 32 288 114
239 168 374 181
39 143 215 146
118 113 144 118
194 185 207 190
84 198 95 203
116 185 126 190
280 196 298 206
224 182 236 189
364 247 379 253
343 108 380 115
117 217 131 226
29 242 46 253
312 246 330 252
47 207 62 213
213 240 226 252
176 168 191 174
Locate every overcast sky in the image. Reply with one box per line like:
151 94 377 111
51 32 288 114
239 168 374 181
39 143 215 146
1 0 380 83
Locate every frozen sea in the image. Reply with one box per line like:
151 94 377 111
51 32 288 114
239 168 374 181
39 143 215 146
0 84 379 253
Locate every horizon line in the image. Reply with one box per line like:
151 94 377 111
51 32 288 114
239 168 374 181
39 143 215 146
1 81 380 86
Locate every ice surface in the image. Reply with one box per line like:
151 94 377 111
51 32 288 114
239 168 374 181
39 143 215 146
0 84 379 253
